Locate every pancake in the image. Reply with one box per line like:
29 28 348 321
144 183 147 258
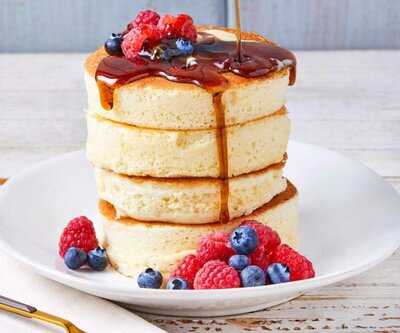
99 180 298 278
84 28 290 130
86 108 290 178
95 158 286 224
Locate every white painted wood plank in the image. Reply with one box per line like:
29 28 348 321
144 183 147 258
231 0 400 50
0 119 85 147
0 54 86 91
4 0 400 51
0 51 399 332
1 0 226 52
1 91 86 120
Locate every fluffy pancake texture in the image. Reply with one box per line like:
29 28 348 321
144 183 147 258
95 160 286 224
86 24 299 280
100 181 298 278
86 109 290 178
84 28 290 130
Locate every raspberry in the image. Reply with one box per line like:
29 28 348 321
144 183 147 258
272 244 315 281
181 23 197 42
157 13 197 41
58 216 98 258
122 24 161 59
197 232 235 264
128 10 160 30
241 220 281 252
248 245 272 270
238 221 280 270
175 14 197 41
157 14 177 39
194 260 241 289
170 254 203 288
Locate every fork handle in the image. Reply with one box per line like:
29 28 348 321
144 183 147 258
0 295 37 313
0 295 84 332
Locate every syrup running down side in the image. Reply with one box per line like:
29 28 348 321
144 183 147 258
213 93 230 223
95 29 296 224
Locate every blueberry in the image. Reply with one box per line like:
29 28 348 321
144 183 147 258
266 263 290 284
229 255 250 271
87 247 108 271
240 265 266 287
105 33 123 56
167 277 189 290
175 38 194 55
137 268 163 289
230 226 258 255
160 48 180 61
64 247 87 270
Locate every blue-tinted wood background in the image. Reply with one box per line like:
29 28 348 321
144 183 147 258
2 0 400 52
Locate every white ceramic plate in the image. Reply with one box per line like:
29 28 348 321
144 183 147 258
0 141 399 317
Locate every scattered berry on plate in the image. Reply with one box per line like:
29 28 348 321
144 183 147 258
104 33 124 56
170 254 203 288
240 221 280 270
266 263 290 284
167 221 315 290
58 216 98 258
229 226 259 255
248 245 272 270
241 220 281 252
64 247 87 270
167 277 190 290
194 260 240 289
128 9 160 30
137 268 163 289
87 247 108 271
197 232 234 264
176 38 194 55
228 254 250 272
240 265 266 287
272 244 315 281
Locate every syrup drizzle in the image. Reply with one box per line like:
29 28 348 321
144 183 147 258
95 13 296 225
95 34 296 110
213 93 230 223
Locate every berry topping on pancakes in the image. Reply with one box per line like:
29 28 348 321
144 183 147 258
106 10 197 60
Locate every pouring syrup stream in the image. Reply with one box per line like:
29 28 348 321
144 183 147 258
235 0 243 62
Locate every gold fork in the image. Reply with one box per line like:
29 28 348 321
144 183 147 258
0 295 86 333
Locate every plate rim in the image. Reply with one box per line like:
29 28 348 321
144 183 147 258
0 141 399 299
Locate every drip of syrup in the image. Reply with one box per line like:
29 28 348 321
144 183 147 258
213 93 230 223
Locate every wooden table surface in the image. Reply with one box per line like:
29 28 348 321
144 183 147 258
1 51 399 332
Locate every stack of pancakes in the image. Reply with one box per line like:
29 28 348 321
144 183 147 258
85 28 299 278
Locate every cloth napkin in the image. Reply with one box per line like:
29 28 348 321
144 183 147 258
0 252 166 333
